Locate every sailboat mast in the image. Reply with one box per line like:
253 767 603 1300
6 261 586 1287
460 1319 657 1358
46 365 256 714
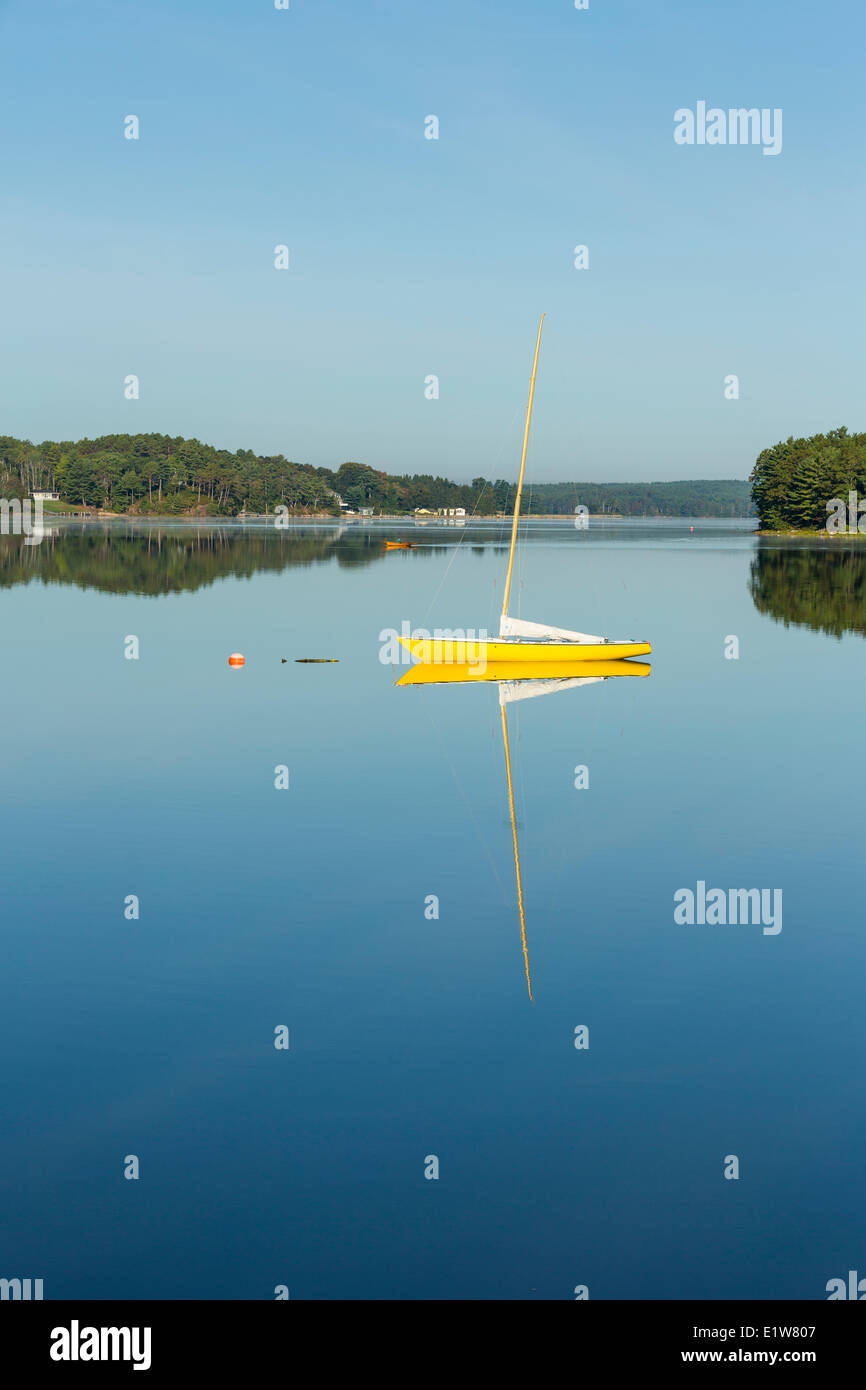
501 313 545 620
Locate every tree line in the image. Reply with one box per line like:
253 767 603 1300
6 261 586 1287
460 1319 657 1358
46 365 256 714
750 426 866 531
0 430 753 517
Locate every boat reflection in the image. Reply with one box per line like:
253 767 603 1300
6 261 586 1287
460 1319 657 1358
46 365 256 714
397 657 651 1000
396 657 651 688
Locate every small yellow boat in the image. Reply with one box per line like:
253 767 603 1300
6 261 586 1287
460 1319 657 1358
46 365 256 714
384 540 414 550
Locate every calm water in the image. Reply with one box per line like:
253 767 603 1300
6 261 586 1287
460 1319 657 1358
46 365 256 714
2 517 864 1300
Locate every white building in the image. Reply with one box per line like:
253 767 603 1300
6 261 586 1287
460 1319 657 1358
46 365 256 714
32 490 60 502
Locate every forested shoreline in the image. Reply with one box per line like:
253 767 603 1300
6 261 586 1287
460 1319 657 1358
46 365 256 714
750 427 866 531
9 422 864 530
0 431 753 518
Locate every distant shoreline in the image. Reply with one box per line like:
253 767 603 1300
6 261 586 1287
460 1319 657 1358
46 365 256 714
754 527 866 538
36 508 756 523
1 432 752 519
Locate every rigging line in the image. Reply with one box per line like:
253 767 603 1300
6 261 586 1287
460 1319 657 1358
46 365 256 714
514 699 530 874
420 698 510 906
422 479 488 621
422 400 524 622
488 575 498 643
502 313 545 619
548 682 607 893
518 481 534 618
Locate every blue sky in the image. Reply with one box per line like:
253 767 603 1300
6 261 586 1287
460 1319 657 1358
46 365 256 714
1 0 864 481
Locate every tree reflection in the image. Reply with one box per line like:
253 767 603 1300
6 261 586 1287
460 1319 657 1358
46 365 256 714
0 523 446 596
750 542 866 638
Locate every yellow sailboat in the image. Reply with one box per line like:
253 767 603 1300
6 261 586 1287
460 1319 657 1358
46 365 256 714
398 314 651 667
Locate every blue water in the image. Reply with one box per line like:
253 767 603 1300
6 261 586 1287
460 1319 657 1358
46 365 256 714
1 517 864 1299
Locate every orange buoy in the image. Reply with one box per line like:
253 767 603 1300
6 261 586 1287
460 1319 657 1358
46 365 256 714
228 652 245 668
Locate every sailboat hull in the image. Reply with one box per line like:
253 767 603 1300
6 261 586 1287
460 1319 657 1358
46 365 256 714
397 636 652 664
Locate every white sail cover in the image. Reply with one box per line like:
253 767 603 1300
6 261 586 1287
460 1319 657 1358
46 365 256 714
498 676 605 705
499 614 605 642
